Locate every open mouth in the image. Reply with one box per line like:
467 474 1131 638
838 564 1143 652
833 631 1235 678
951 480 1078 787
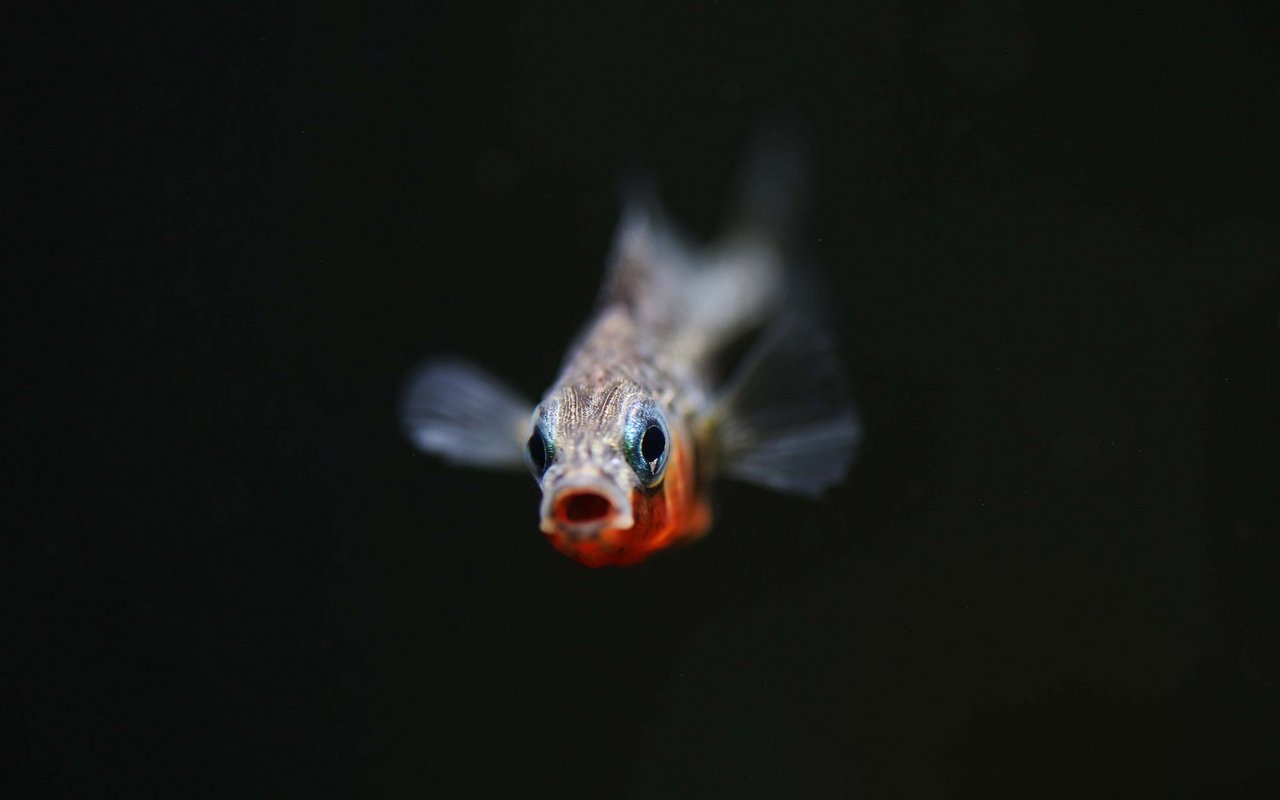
540 477 634 538
555 491 614 524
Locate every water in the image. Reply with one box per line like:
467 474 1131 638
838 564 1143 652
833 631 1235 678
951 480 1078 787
12 2 1278 797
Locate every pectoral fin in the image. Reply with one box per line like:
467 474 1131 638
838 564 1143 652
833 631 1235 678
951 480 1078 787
399 359 533 469
712 319 861 497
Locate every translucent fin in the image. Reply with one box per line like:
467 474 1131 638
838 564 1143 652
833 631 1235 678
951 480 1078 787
725 109 814 247
712 318 861 497
602 177 789 366
399 359 533 469
675 114 814 368
599 179 698 334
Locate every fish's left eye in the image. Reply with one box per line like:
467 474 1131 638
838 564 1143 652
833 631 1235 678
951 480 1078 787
625 410 669 487
641 424 666 467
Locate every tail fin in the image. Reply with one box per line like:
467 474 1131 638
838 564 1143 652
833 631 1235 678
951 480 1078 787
676 114 817 365
724 110 814 249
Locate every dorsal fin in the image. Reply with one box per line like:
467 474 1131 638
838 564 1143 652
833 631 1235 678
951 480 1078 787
597 178 696 336
598 116 820 370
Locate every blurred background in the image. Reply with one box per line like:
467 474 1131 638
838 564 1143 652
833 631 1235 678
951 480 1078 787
8 1 1279 796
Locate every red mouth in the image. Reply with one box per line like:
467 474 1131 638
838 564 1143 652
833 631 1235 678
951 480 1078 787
554 491 614 524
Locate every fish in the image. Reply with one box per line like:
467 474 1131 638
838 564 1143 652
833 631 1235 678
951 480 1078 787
400 123 861 567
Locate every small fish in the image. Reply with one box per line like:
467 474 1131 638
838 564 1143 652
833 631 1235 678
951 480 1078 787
401 124 861 567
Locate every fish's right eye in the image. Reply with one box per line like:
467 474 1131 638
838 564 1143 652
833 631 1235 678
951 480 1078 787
526 429 549 478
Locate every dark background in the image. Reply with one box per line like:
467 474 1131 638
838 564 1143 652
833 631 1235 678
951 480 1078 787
8 1 1279 796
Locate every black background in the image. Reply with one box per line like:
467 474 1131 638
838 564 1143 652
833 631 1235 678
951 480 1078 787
8 2 1279 797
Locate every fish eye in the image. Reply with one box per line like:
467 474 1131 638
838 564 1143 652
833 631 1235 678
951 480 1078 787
625 407 669 487
641 424 666 467
526 428 549 478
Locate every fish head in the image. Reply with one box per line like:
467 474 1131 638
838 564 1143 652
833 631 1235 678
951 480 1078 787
526 381 709 567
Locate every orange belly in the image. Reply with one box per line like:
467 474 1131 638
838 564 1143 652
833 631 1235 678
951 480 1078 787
546 492 710 567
